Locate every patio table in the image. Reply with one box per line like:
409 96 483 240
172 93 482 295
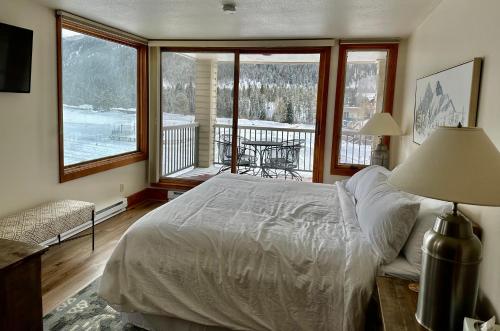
242 140 283 176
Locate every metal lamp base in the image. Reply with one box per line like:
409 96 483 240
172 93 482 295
370 141 390 168
416 212 482 331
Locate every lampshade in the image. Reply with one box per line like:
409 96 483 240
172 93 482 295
358 113 402 136
389 127 500 206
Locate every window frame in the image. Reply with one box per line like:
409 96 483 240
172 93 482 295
56 16 148 183
330 43 398 176
156 46 331 189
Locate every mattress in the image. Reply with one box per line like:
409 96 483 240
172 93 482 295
99 174 379 330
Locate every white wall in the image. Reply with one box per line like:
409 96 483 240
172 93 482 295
0 0 148 216
394 0 500 318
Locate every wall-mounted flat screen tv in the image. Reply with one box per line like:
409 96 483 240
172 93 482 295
0 22 33 93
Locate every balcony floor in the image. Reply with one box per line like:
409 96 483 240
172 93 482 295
167 165 313 182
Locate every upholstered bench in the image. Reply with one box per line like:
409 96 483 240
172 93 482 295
0 200 95 250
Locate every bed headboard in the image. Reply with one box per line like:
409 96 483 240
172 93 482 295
461 211 482 240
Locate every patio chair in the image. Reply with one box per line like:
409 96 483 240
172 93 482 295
261 139 305 180
216 135 256 174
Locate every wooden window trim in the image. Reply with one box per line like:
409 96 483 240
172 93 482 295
57 16 148 183
157 46 330 187
330 43 398 177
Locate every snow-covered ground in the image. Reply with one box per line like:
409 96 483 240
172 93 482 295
162 112 315 130
63 105 137 165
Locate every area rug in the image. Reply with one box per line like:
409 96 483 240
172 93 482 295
43 278 143 330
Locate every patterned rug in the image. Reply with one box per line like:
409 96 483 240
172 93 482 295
43 278 143 330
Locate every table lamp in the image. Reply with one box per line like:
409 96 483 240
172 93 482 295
359 113 402 168
388 126 500 331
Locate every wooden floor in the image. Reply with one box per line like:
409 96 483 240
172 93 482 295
41 200 164 315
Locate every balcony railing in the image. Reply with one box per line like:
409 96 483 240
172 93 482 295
339 129 375 166
161 124 374 178
213 124 316 172
110 124 136 142
162 123 199 176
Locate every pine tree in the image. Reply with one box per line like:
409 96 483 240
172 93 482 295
284 101 294 124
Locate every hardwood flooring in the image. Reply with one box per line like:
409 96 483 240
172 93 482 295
41 200 164 315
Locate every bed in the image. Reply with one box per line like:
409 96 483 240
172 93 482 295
99 167 449 330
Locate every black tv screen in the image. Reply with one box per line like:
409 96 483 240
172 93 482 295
0 22 33 93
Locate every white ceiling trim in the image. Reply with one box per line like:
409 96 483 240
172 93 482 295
148 39 337 48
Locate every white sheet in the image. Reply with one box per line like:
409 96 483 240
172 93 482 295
378 257 420 282
99 174 378 331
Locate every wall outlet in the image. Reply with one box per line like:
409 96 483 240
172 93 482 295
119 184 124 193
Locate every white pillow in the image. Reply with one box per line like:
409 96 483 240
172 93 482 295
403 198 453 269
346 165 390 201
356 173 421 264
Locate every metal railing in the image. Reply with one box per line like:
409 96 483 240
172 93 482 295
213 124 316 172
110 124 136 142
339 129 375 166
162 123 199 176
161 124 374 177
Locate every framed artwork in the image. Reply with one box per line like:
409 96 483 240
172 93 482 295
413 58 482 144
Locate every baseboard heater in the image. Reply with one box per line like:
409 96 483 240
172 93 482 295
41 198 128 246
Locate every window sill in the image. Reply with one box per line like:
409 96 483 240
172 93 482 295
152 178 205 191
330 164 366 177
60 151 147 183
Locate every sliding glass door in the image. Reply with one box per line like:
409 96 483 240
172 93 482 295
159 47 330 184
235 53 320 181
160 51 234 180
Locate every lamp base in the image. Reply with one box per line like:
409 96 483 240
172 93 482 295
416 213 482 331
370 142 389 168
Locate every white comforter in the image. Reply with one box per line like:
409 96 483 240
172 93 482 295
99 174 379 331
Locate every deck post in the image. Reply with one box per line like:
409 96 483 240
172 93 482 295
194 125 200 167
194 59 217 168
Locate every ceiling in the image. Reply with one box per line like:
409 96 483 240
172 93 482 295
35 0 441 40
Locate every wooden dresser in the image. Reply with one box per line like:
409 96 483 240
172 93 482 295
0 239 48 331
375 276 426 331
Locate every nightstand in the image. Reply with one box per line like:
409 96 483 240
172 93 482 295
375 276 426 331
0 239 48 330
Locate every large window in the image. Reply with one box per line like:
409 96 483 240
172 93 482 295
57 16 148 182
331 44 398 176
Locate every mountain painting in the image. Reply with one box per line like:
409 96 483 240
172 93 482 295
413 59 482 144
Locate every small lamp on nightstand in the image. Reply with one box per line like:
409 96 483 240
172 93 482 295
388 126 500 331
359 112 402 168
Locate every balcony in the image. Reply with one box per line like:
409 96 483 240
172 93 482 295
161 123 373 182
161 123 314 181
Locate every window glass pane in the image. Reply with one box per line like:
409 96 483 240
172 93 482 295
62 28 137 166
238 53 320 182
339 50 388 165
160 52 234 178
